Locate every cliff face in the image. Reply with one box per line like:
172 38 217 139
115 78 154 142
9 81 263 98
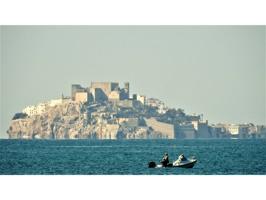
7 100 158 139
7 98 203 139
7 102 88 139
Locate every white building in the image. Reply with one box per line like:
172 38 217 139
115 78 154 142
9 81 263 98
22 98 70 116
137 95 146 105
227 124 249 138
49 99 65 106
22 103 47 116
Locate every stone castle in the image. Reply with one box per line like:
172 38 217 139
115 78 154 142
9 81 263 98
6 82 266 140
71 82 130 103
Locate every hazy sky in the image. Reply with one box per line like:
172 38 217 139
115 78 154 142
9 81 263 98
0 26 265 138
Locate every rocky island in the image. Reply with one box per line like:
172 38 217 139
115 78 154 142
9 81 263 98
7 82 266 139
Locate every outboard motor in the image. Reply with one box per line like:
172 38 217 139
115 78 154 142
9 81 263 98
148 161 156 168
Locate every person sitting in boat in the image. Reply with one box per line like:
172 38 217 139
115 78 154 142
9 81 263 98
161 153 169 167
178 154 187 161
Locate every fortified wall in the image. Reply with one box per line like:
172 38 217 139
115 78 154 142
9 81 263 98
144 118 175 139
71 82 130 103
91 82 119 101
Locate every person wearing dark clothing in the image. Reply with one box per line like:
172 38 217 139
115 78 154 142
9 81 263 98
161 153 169 167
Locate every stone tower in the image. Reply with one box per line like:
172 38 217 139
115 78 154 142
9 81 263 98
124 82 129 98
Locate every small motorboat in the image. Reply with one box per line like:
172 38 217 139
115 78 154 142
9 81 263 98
172 158 197 168
148 157 197 169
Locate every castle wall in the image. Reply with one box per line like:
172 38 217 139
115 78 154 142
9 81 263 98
175 124 196 139
71 84 86 100
71 82 130 103
144 118 175 139
120 82 129 100
91 82 118 96
115 99 134 108
119 118 139 128
197 122 211 138
75 92 88 103
192 120 211 138
89 87 107 102
90 82 119 102
108 91 120 101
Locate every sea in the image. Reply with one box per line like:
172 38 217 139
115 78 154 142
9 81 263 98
0 139 266 175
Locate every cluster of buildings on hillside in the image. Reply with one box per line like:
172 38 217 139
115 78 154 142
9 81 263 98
20 81 266 139
209 123 266 139
22 98 71 116
144 118 266 139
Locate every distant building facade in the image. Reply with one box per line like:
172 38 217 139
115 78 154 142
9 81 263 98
226 124 249 138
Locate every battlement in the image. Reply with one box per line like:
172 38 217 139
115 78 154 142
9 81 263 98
71 82 130 103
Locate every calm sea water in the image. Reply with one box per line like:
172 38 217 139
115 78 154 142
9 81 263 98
0 139 266 175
